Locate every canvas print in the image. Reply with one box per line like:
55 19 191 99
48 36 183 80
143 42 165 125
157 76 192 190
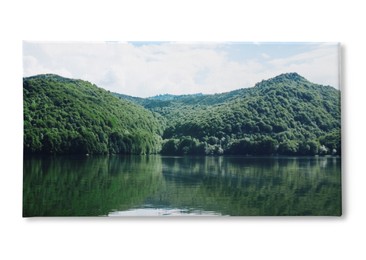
23 42 341 216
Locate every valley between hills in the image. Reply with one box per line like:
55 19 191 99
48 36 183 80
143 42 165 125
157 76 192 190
23 72 341 156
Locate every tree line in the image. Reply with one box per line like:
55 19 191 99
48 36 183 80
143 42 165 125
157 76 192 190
24 74 163 155
24 73 341 156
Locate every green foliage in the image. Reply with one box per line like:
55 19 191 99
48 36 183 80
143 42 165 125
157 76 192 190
23 74 163 154
24 73 341 156
319 130 341 155
118 73 341 156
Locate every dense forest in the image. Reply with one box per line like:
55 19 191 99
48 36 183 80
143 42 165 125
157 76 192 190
114 73 341 156
24 73 341 156
23 74 163 154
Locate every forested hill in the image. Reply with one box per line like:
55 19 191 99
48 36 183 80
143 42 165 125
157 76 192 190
24 73 341 156
115 72 341 156
23 74 163 154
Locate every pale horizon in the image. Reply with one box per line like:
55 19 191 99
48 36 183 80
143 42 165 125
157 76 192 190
23 42 340 98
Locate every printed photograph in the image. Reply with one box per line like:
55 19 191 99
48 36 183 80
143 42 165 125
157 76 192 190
23 42 341 216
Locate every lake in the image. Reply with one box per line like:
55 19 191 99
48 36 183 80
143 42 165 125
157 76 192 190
23 155 341 216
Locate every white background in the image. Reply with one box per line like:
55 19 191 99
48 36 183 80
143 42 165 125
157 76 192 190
0 1 364 259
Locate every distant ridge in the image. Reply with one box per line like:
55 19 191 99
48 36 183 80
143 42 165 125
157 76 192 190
115 72 341 156
269 72 306 82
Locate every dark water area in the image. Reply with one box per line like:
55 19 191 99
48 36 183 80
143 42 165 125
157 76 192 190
23 155 341 216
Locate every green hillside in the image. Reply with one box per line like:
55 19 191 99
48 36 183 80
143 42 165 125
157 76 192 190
24 73 341 156
23 74 163 154
117 73 341 156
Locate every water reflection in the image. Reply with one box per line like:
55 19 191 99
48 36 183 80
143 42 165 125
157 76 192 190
23 155 341 216
153 156 341 216
23 155 163 216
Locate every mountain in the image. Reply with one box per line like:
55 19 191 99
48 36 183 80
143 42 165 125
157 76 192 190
24 73 341 156
149 93 204 101
23 74 163 154
117 73 341 156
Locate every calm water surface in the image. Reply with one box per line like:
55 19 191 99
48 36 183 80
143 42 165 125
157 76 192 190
23 155 341 216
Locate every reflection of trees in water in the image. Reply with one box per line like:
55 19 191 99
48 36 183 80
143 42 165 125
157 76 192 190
23 155 341 216
157 156 341 216
23 155 163 216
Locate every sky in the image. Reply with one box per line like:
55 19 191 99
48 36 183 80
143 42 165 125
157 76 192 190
23 41 340 97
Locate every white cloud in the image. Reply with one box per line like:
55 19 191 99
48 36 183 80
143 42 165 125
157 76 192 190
23 42 340 97
261 53 270 59
267 43 339 87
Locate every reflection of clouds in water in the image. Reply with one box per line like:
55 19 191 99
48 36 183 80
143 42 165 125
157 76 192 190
108 207 222 216
24 156 341 216
320 158 328 168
